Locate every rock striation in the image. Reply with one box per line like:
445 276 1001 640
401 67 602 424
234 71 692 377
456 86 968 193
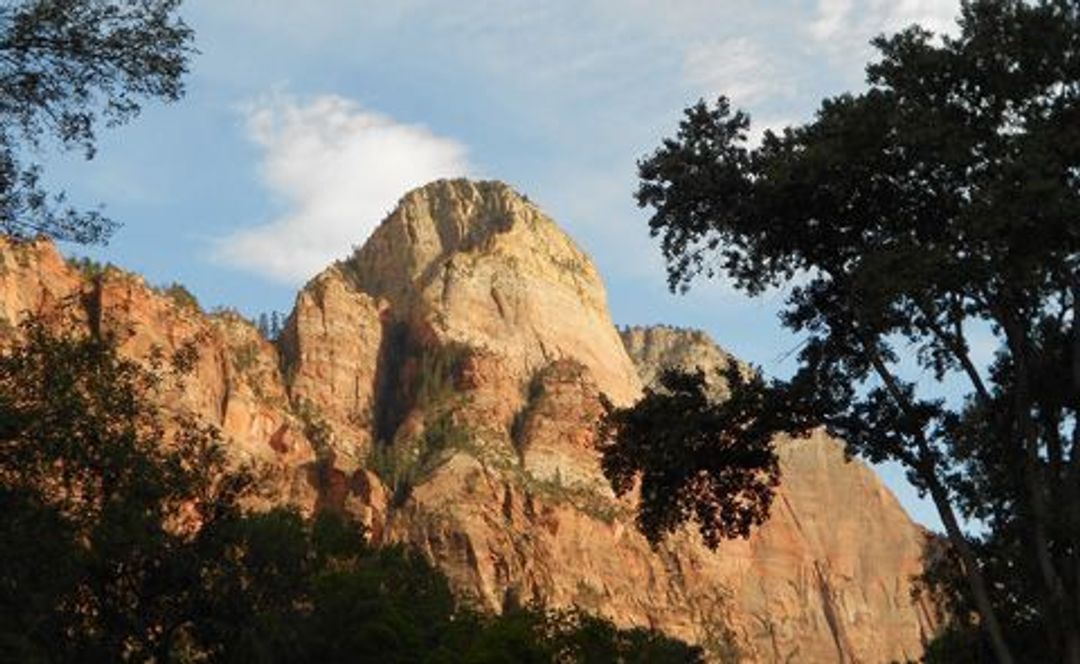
0 179 937 662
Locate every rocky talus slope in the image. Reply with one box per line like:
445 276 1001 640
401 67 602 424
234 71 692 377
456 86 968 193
0 179 936 662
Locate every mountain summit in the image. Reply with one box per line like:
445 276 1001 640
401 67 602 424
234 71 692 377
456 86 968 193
342 179 642 405
0 179 936 661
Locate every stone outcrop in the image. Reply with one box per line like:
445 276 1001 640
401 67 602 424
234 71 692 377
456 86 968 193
0 240 317 505
620 325 937 661
0 179 938 662
340 180 642 407
278 265 386 471
621 324 742 399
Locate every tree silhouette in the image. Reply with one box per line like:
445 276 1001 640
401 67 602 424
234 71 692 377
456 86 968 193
600 362 814 547
0 314 705 661
0 314 258 659
621 1 1080 662
0 0 194 243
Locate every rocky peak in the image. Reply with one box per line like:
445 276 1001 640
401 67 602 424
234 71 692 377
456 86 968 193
343 180 536 303
330 179 641 406
620 324 745 400
0 181 940 662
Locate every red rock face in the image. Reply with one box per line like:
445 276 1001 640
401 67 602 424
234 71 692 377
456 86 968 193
0 239 318 509
278 265 386 471
0 179 938 662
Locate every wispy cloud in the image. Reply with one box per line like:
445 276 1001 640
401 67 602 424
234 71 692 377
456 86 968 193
682 37 794 107
214 93 470 283
809 0 959 57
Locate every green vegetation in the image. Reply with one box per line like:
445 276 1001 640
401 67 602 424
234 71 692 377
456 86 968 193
65 255 115 280
256 310 287 340
0 0 194 244
293 398 335 491
231 338 261 373
157 281 201 312
370 339 477 506
208 305 254 324
370 403 475 508
414 340 472 409
601 365 784 545
0 316 702 662
510 369 546 452
514 470 621 525
625 1 1080 661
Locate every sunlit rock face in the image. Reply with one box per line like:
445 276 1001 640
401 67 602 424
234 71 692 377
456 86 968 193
0 239 318 511
619 325 937 662
0 179 937 662
339 179 642 407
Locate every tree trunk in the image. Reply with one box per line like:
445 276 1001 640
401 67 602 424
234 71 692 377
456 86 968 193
856 330 1016 664
920 458 1016 664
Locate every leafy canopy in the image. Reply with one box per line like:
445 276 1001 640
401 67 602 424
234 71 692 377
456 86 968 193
620 1 1080 662
0 0 194 243
0 314 704 662
600 362 813 547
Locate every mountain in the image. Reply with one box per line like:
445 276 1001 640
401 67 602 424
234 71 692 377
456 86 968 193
0 179 937 662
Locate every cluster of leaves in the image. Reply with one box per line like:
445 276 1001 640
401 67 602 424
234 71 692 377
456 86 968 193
0 0 194 243
0 317 702 662
0 316 256 660
465 606 705 664
599 361 812 547
628 1 1080 661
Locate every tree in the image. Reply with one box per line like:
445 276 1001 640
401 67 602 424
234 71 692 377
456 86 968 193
0 0 194 243
0 313 704 662
614 1 1080 662
599 364 812 548
0 313 259 660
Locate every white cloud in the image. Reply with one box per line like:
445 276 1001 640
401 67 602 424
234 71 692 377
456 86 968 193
214 93 470 283
682 37 794 106
809 0 960 56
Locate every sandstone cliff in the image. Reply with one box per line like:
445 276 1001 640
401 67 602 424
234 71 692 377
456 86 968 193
0 179 936 662
339 180 642 407
0 242 322 512
619 325 937 662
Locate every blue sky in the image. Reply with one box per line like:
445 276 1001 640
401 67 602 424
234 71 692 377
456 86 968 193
43 0 967 529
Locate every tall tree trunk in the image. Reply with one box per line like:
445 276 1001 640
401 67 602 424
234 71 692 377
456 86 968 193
920 465 1016 664
856 329 1016 664
1000 304 1075 659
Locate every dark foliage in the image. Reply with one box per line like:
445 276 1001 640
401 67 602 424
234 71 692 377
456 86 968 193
256 310 286 340
0 317 703 662
0 314 259 660
368 335 473 507
630 1 1080 662
0 0 194 243
600 361 813 547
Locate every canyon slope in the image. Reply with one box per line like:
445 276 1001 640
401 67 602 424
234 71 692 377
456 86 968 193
0 179 936 662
